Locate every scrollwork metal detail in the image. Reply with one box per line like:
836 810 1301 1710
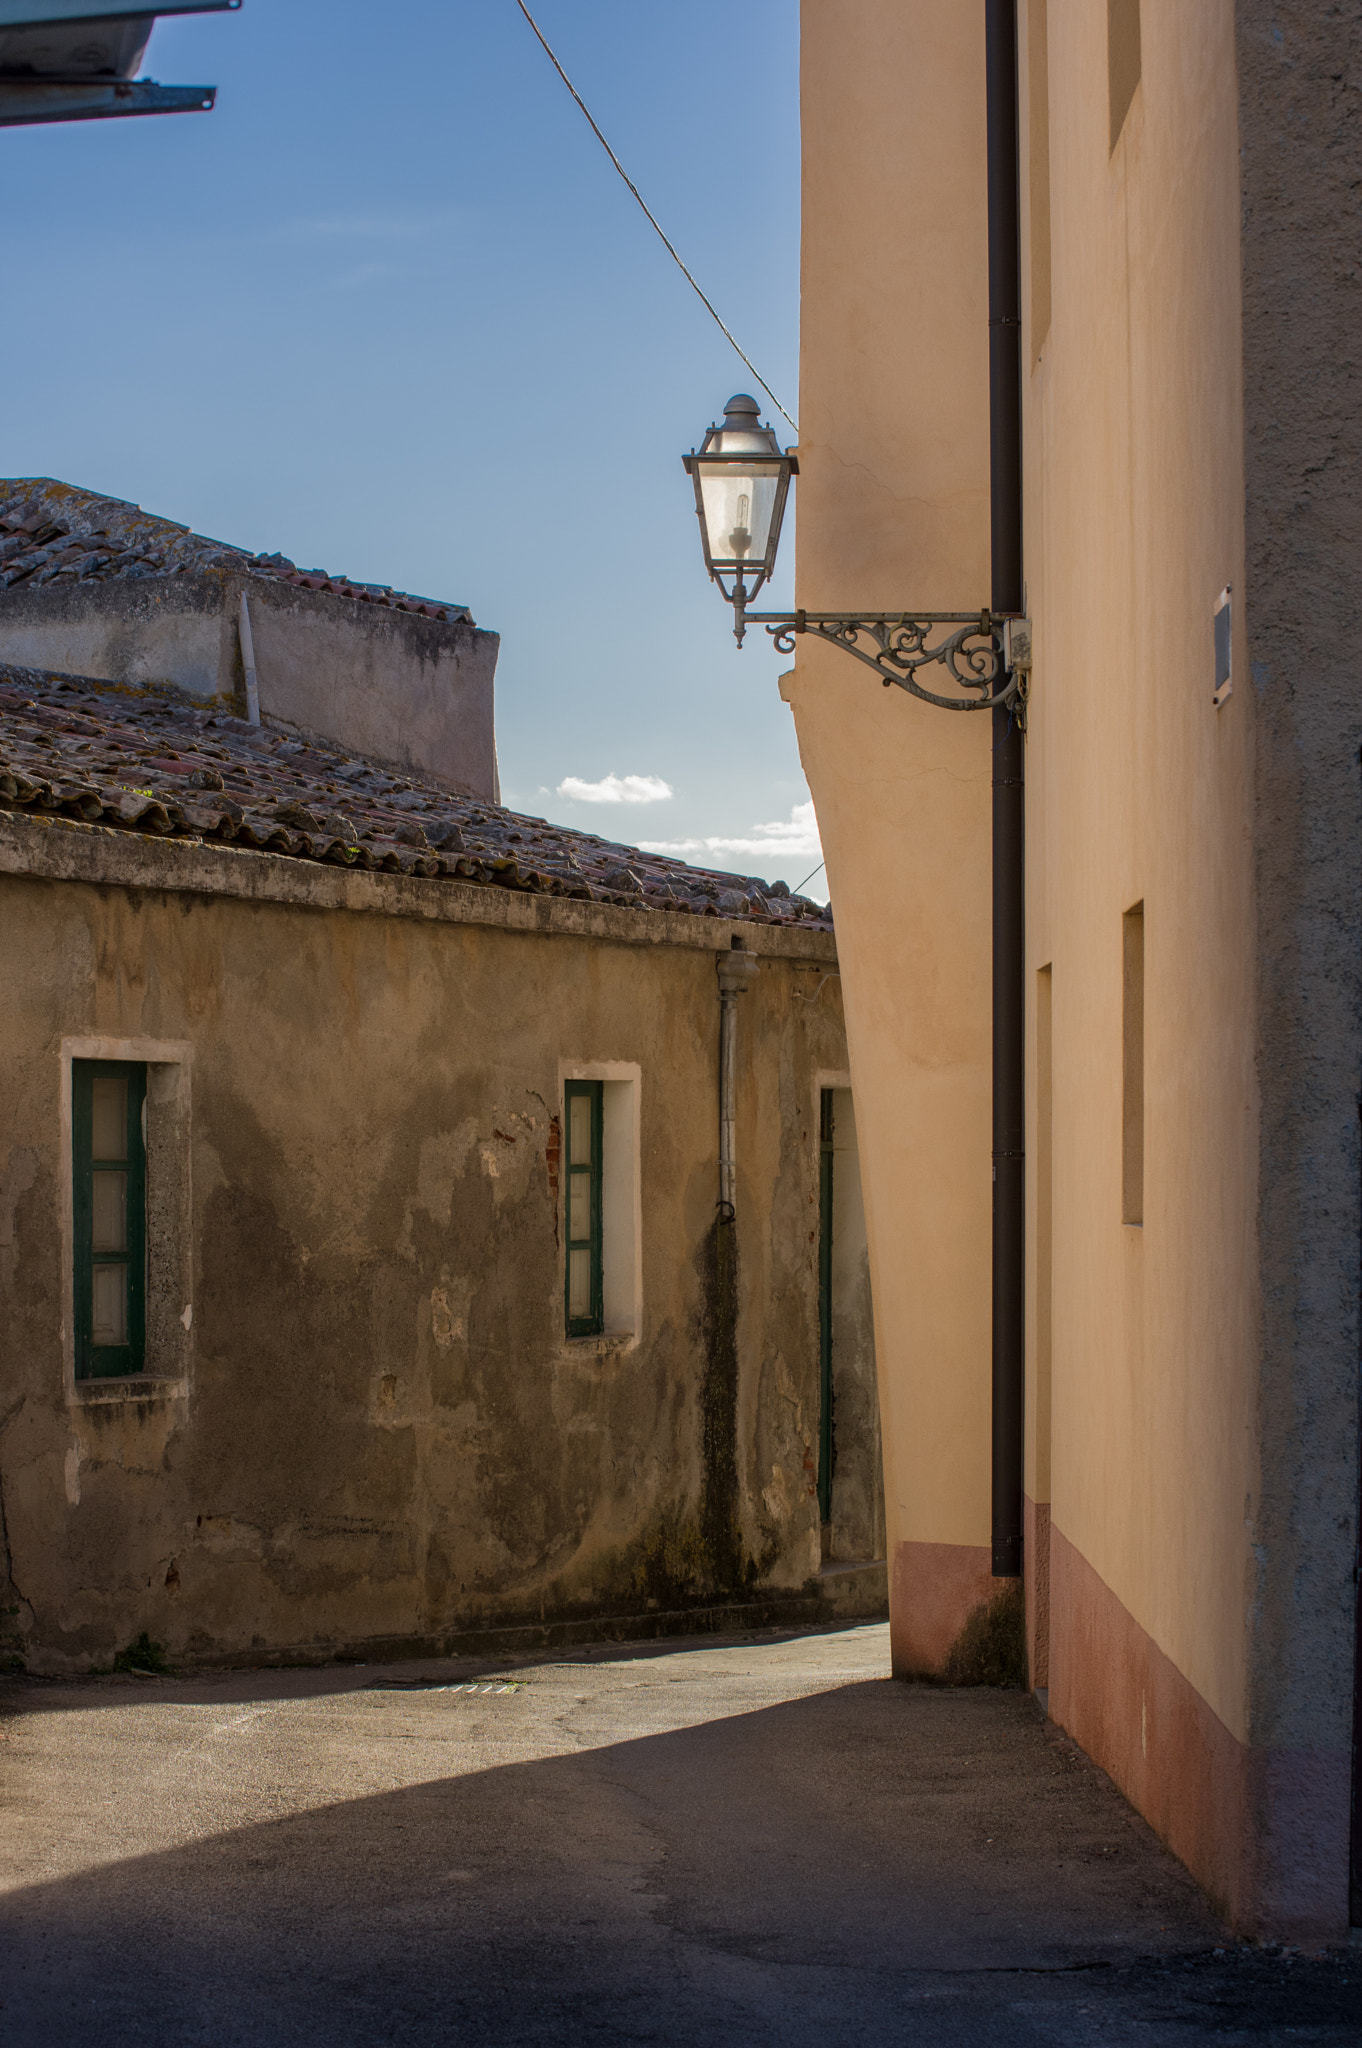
746 609 1018 712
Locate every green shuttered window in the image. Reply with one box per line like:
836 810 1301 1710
73 1060 147 1379
564 1079 604 1338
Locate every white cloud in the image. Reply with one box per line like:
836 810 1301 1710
557 773 674 805
639 800 823 863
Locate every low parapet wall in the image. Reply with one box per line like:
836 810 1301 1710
0 567 500 802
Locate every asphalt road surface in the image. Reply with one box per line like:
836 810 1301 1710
1 1621 1357 2044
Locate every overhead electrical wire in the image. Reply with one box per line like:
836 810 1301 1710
513 0 799 435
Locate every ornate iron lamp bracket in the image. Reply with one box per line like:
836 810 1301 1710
745 608 1023 716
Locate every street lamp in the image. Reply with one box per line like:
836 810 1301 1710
683 394 796 644
684 393 1028 713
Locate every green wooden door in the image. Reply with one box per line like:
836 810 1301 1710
817 1088 835 1525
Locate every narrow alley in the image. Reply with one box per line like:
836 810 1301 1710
1 1622 1355 2044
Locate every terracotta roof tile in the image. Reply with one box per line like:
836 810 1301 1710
0 663 831 930
0 479 472 624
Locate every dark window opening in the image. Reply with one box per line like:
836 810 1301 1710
1123 905 1145 1226
1107 0 1141 150
564 1079 604 1337
73 1060 147 1379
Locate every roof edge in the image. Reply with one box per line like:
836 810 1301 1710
0 808 839 964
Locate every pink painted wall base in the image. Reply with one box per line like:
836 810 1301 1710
1050 1527 1350 1941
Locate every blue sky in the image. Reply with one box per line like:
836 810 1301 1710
1 0 822 892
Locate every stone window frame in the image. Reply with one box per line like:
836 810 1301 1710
60 1036 193 1408
557 1059 642 1352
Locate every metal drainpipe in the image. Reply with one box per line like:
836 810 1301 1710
987 0 1025 1578
717 937 760 1220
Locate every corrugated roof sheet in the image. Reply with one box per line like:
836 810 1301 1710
0 478 472 624
0 662 831 929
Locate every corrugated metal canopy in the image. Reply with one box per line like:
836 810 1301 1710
0 78 215 120
0 1 233 124
0 2 237 28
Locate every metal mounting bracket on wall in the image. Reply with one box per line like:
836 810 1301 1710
746 608 1024 716
682 394 1027 718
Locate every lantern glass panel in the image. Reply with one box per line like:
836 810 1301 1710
699 461 783 567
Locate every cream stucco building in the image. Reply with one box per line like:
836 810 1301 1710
782 0 1359 1939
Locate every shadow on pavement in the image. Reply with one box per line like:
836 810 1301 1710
0 1676 1357 2045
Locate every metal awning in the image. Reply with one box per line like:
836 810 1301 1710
0 0 237 126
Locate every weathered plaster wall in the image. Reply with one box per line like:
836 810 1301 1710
0 569 500 802
0 833 852 1671
1237 0 1361 1922
1019 0 1359 1936
826 1087 883 1564
1023 0 1256 1742
787 0 995 1675
792 0 1357 1940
